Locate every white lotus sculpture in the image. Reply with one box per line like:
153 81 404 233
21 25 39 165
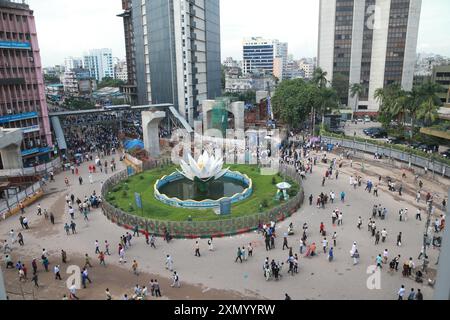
177 151 229 183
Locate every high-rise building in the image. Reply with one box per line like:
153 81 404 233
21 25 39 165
242 37 288 77
119 0 222 125
318 0 422 113
432 65 450 104
83 48 114 82
117 0 137 105
114 60 128 82
64 56 83 71
0 0 54 167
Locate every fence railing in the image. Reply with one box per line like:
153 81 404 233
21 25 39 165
0 158 61 178
321 134 450 179
0 182 42 219
101 163 304 238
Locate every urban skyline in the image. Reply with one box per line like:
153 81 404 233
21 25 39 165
27 0 450 68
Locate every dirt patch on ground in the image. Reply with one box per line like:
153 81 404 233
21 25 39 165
3 254 260 300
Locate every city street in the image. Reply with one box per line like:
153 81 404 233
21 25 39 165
1 149 448 300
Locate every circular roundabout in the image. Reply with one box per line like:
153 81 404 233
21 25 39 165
103 153 304 238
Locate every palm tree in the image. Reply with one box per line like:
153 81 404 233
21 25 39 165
405 87 421 139
317 87 339 130
350 83 363 121
417 81 443 126
311 67 329 134
312 67 328 89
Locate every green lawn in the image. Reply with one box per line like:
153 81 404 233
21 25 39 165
106 164 299 222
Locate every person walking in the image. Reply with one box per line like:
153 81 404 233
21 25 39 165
332 232 337 247
171 271 181 288
17 232 24 246
398 285 406 300
248 243 253 257
132 260 139 275
150 235 156 249
397 232 402 246
82 268 92 288
416 209 422 221
50 212 55 225
95 240 100 254
383 249 389 264
194 241 201 257
357 217 362 229
154 279 162 297
69 284 80 300
105 288 112 300
165 255 174 271
105 241 111 255
283 233 289 250
381 229 388 243
376 254 383 269
61 250 67 264
416 289 423 300
98 252 106 267
375 231 380 245
208 238 214 251
408 288 416 300
31 273 39 288
322 237 328 254
31 259 38 275
84 254 93 268
235 247 243 263
54 265 62 280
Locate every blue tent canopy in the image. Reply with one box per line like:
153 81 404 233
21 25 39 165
124 139 144 151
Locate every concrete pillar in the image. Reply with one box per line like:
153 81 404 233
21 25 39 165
229 101 245 131
142 111 166 158
433 188 450 300
202 100 216 131
0 128 23 169
0 144 22 169
0 267 6 300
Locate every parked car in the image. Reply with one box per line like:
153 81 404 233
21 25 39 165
371 130 388 139
386 137 406 145
440 150 450 158
417 144 439 153
364 115 371 123
363 127 381 135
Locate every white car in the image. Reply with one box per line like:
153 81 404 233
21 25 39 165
364 116 371 123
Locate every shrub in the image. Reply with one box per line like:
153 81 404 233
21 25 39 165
112 186 121 192
261 199 269 208
122 190 128 197
271 177 277 185
139 175 145 180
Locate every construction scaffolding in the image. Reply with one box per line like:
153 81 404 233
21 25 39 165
210 98 231 136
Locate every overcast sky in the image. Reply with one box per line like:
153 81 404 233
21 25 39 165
27 0 450 67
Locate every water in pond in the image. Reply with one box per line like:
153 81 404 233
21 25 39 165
158 177 247 201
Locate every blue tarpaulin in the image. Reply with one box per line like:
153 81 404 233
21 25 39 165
124 139 144 150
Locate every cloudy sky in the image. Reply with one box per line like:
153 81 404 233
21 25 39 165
27 0 450 67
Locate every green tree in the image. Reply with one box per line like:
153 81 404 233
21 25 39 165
44 74 61 84
416 81 443 126
272 79 319 128
332 73 349 105
317 87 339 130
350 83 363 121
312 67 328 89
98 77 125 89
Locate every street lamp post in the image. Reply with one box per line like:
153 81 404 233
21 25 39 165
422 200 432 272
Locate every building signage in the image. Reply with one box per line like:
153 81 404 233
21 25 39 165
21 125 40 134
0 41 31 50
21 147 53 157
0 112 38 124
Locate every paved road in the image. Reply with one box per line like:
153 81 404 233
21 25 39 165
1 152 448 300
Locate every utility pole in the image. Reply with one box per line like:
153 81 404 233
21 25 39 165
433 188 450 300
0 267 6 300
422 200 432 272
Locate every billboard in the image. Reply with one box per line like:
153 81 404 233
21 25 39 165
0 41 31 50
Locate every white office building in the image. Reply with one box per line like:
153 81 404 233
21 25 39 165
64 57 83 71
317 0 422 113
83 48 114 82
